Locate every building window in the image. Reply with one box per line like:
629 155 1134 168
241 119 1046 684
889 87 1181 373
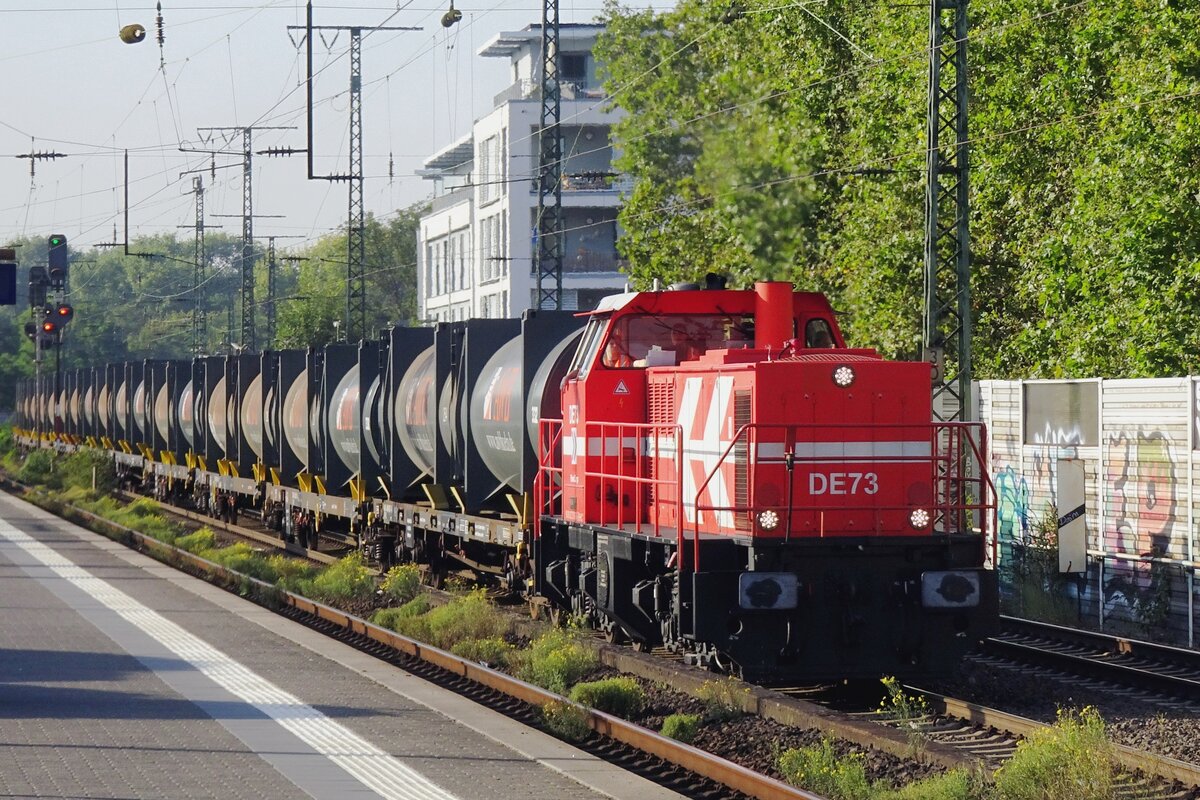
561 53 586 82
479 135 501 206
480 219 493 282
457 231 467 290
500 211 508 276
424 244 433 298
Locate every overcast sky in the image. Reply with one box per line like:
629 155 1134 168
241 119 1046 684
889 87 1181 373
0 1 663 255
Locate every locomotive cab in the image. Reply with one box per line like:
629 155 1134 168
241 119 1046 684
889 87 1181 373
558 286 843 528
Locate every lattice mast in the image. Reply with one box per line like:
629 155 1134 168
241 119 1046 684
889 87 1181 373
922 0 972 422
192 177 207 355
534 0 563 310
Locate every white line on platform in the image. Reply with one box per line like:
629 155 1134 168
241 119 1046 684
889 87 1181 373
0 518 459 800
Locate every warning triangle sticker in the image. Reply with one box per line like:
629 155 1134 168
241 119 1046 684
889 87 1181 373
613 380 630 395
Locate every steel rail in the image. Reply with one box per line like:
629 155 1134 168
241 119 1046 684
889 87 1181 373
995 615 1200 693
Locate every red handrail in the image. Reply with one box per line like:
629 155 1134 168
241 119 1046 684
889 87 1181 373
539 419 994 576
535 419 684 545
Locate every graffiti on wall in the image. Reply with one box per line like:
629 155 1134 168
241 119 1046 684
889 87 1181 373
992 377 1189 640
1102 428 1178 626
995 465 1030 546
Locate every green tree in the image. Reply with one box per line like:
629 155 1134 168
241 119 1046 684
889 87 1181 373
598 0 1200 377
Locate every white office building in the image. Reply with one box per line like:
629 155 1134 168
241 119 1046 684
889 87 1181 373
417 23 629 322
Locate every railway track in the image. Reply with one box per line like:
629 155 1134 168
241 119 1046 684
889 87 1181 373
988 616 1200 704
24 481 1200 798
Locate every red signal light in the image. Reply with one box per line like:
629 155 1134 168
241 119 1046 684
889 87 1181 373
56 304 74 321
41 320 57 334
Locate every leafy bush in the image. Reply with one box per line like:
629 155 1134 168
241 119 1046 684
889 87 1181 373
18 450 55 487
695 677 751 722
0 424 13 458
381 564 421 603
207 542 277 582
399 591 509 649
58 450 116 493
266 554 319 587
511 628 597 694
306 552 376 603
878 676 930 757
568 677 645 718
450 637 514 667
542 700 591 742
174 528 217 554
877 770 981 800
993 707 1114 800
660 713 702 744
778 739 873 800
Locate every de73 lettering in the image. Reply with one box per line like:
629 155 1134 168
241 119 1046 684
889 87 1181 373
808 472 879 495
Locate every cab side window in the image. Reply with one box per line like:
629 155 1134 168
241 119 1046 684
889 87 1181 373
805 319 835 348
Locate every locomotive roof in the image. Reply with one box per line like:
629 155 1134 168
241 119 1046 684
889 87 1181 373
582 288 837 317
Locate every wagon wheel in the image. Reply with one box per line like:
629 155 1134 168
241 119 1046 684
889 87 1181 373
602 624 626 645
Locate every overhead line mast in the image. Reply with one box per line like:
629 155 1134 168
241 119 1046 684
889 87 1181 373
923 0 972 423
185 126 292 353
534 0 563 311
287 4 420 342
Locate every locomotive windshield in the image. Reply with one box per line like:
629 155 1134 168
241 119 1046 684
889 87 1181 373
569 317 608 378
600 314 753 369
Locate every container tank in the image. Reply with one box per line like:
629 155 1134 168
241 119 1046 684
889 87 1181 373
469 331 578 493
178 380 195 450
396 345 436 477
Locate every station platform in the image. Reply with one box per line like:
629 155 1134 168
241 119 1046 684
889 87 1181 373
0 491 686 800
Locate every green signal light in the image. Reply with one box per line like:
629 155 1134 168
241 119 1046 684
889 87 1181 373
49 237 63 246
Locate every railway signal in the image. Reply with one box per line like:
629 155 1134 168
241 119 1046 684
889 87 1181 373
48 234 68 289
55 303 74 324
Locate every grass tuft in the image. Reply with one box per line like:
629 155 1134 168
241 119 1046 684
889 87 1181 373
510 628 597 695
286 552 375 603
778 738 874 800
695 677 751 722
380 563 422 603
450 637 514 667
992 706 1114 800
542 700 591 742
174 528 217 554
568 676 645 718
660 713 702 744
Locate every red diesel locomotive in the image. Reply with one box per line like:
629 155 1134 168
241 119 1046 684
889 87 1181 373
533 281 997 680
